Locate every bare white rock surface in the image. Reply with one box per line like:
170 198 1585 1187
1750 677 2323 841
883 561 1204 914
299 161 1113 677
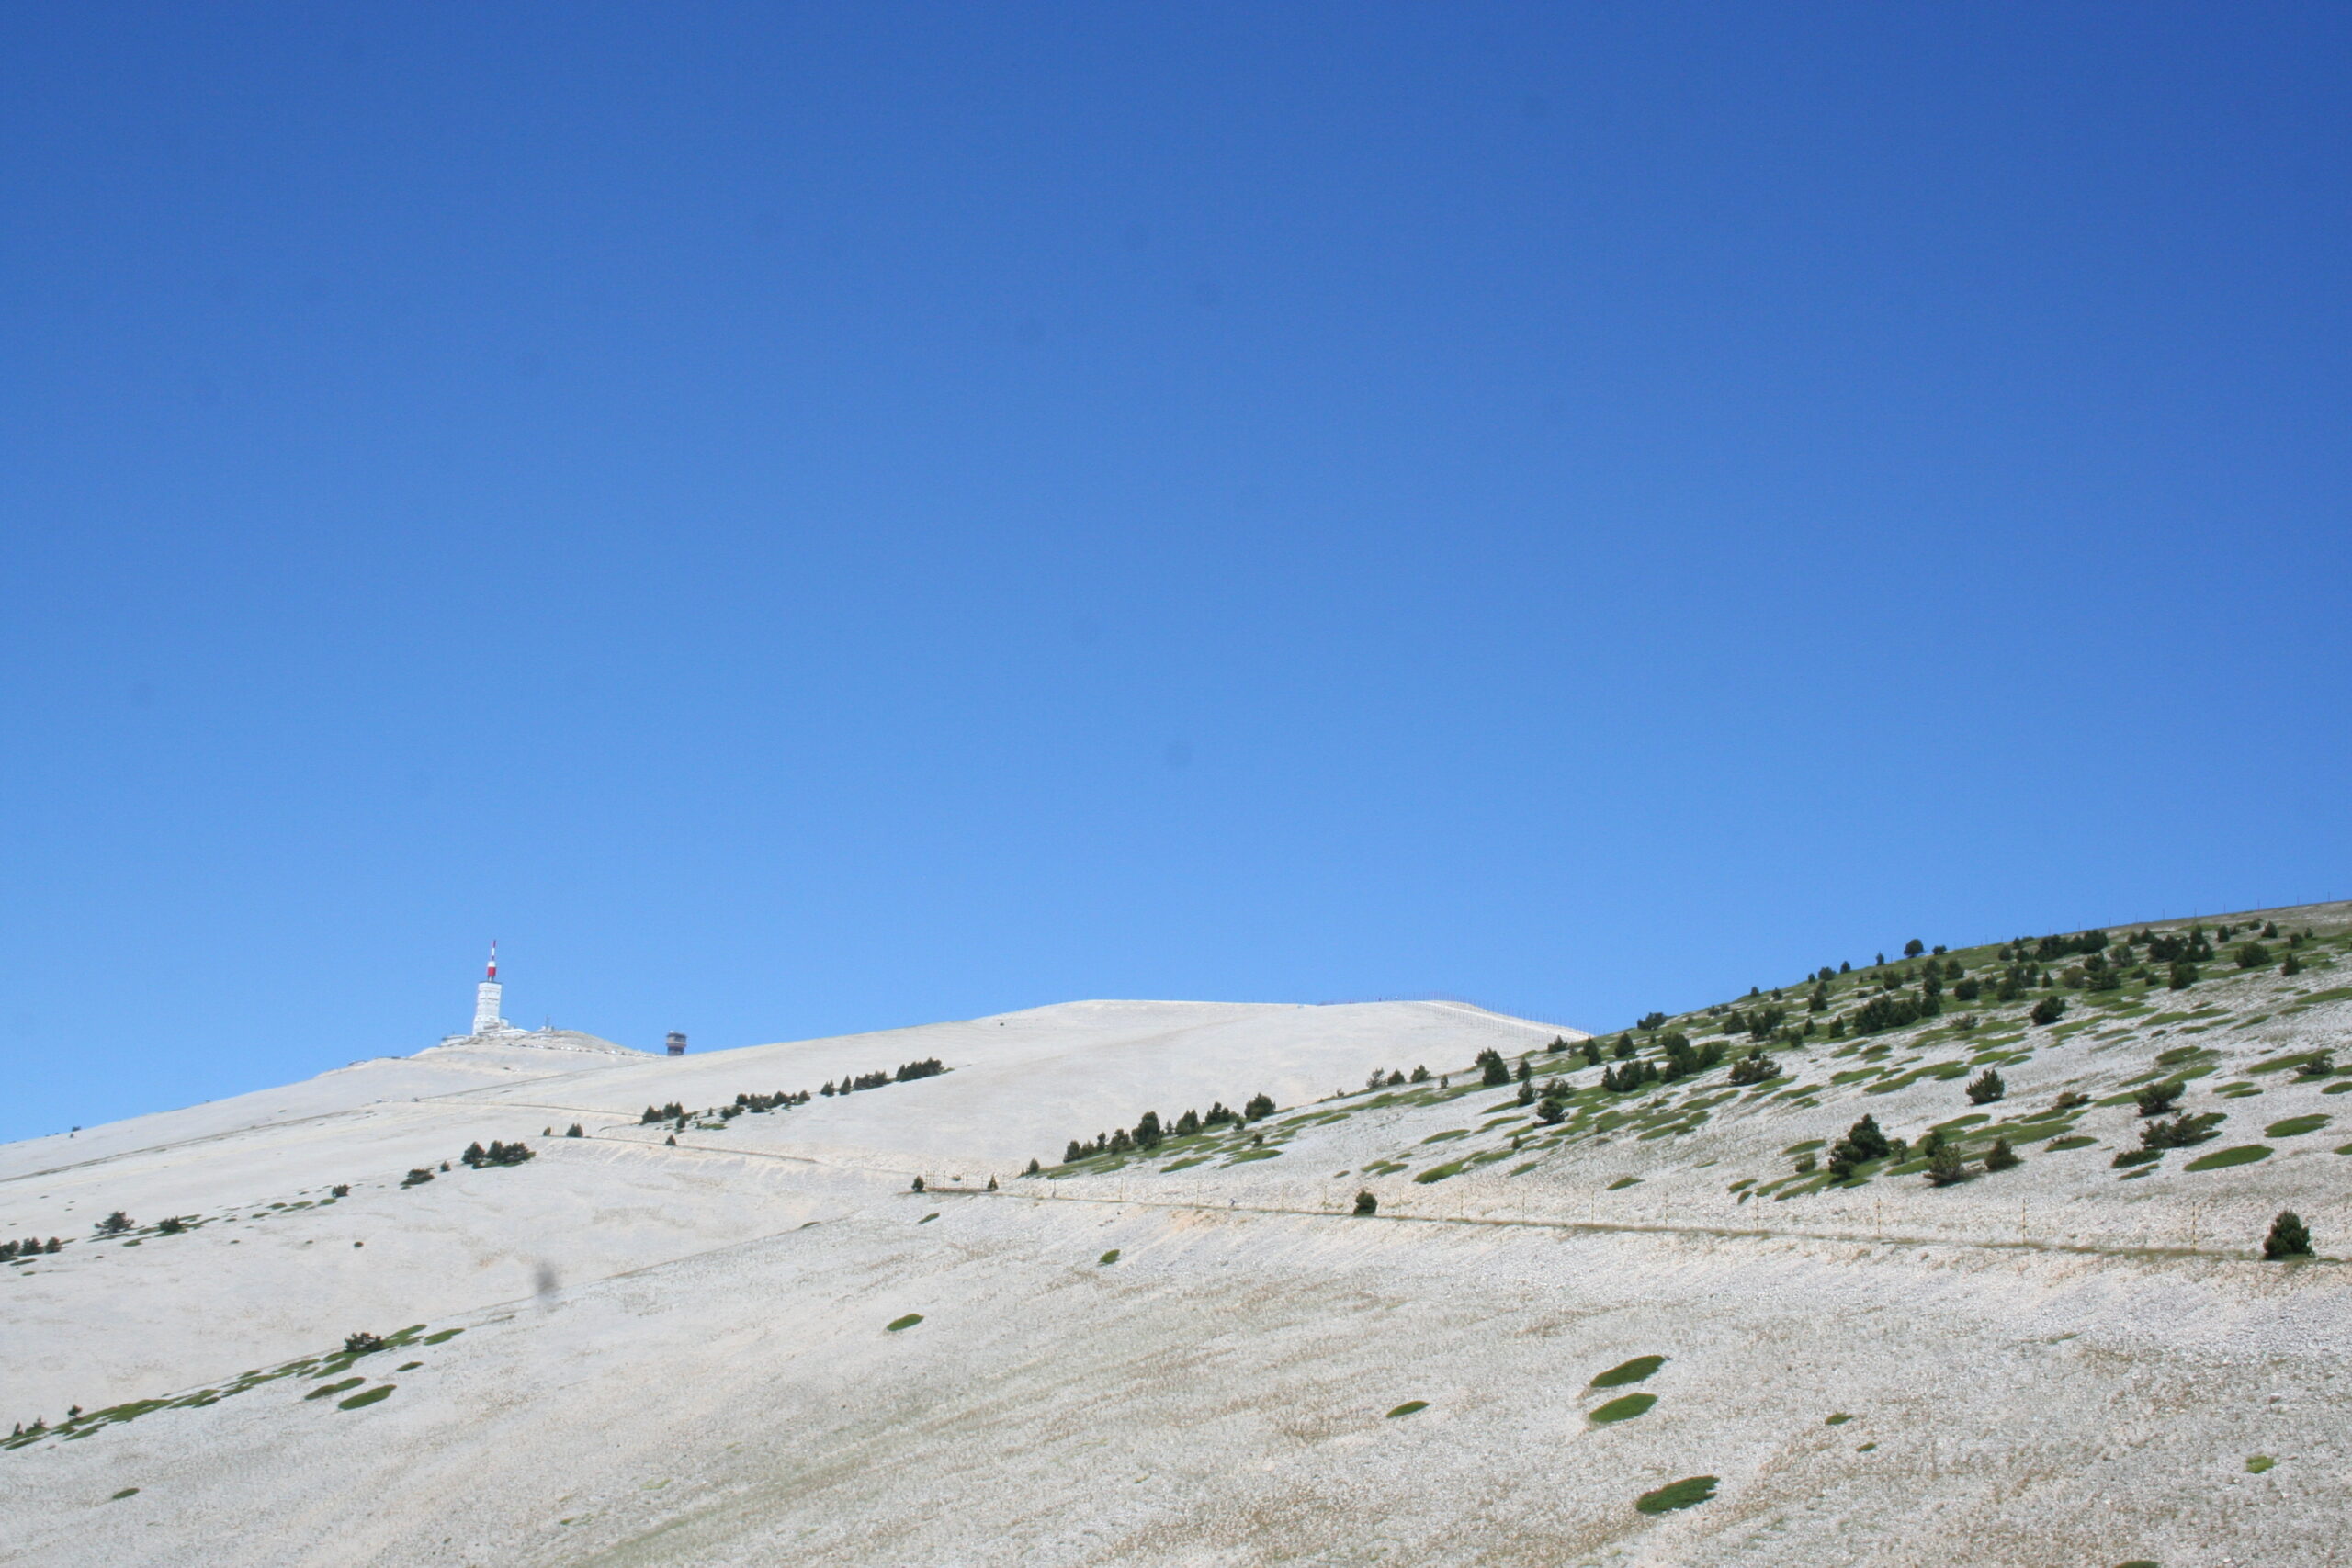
3 928 2348 1566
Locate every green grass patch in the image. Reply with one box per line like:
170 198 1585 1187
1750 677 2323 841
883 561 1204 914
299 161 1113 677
1589 1355 1666 1389
1159 1156 1209 1172
886 1314 923 1332
1098 1249 1120 1265
1227 1148 1283 1164
2183 1145 2272 1171
2216 1083 2263 1099
109 1487 139 1500
304 1378 365 1401
1589 1393 1657 1424
336 1385 393 1411
917 1213 939 1224
396 1361 422 1371
1606 1175 1641 1190
1413 1160 1466 1184
1421 1128 1471 1144
1385 1400 1428 1418
422 1328 463 1345
1634 1475 1718 1514
1824 1412 1853 1426
2247 1454 2276 1473
2266 1114 2330 1138
1781 1139 1825 1154
2046 1135 2098 1151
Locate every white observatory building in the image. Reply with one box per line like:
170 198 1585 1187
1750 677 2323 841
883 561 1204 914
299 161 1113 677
471 940 516 1037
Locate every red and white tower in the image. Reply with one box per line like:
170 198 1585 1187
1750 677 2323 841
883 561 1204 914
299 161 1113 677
471 940 512 1035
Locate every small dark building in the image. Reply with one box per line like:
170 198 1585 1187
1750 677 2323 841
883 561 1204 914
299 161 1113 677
665 1032 687 1056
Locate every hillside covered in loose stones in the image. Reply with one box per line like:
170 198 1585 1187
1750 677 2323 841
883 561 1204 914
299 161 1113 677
2 904 2348 1567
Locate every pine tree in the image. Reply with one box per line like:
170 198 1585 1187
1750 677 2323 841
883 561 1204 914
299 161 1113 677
1134 1111 1164 1151
1352 1190 1378 1216
96 1211 132 1235
1983 1138 2020 1172
1580 1040 1603 1066
1925 1145 1970 1186
2264 1211 2313 1259
1476 1049 1510 1087
1065 1140 1085 1164
1025 1157 1041 1176
986 1175 998 1191
911 1176 925 1192
1515 1079 1535 1106
1245 1092 1276 1120
1832 1115 1891 1165
1905 939 1926 957
2030 996 2065 1026
2134 1080 2185 1116
566 1123 584 1138
1967 1069 2006 1105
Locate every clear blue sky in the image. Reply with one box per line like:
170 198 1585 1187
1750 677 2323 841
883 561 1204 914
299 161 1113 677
4 4 2346 1141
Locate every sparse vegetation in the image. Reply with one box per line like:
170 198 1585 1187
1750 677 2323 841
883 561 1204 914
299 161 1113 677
1589 1355 1666 1389
1634 1475 1718 1514
1589 1393 1657 1423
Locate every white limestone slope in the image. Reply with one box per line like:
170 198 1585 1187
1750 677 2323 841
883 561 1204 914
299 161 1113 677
3 926 2350 1568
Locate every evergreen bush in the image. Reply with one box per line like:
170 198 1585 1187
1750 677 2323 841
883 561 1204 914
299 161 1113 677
1983 1138 2021 1171
96 1212 132 1235
1476 1049 1510 1088
1244 1093 1276 1120
401 1168 435 1186
566 1123 583 1138
2167 960 2199 990
1831 1115 1891 1166
1967 1069 2006 1105
2030 996 2066 1026
2141 1112 2223 1151
1024 1158 1041 1175
1353 1190 1378 1216
911 1176 925 1192
2235 942 2270 969
330 1185 349 1198
2263 1211 2313 1259
2134 1080 2185 1117
1924 1145 1970 1186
